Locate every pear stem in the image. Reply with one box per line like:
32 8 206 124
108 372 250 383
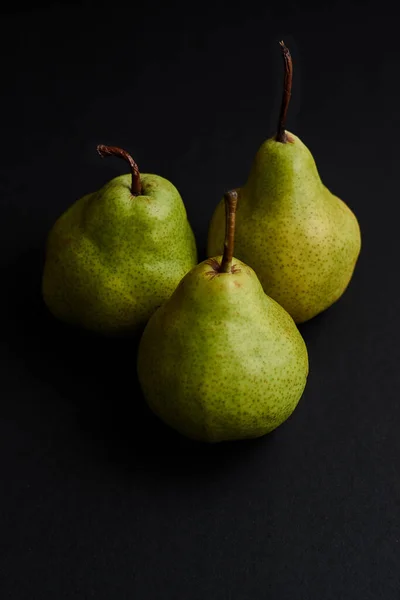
276 41 293 144
219 190 238 274
96 144 142 196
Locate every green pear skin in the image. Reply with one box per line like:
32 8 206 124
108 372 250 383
42 173 197 335
207 133 361 323
137 256 309 443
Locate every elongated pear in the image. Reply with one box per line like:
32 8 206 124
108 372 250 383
138 191 309 443
208 42 361 323
42 145 197 335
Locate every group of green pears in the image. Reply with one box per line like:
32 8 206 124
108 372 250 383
42 43 361 443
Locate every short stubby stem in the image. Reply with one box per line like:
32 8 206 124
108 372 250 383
276 41 293 144
97 144 142 195
219 190 239 273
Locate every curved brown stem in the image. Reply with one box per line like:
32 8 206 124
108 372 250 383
96 144 142 195
219 190 238 273
276 40 293 143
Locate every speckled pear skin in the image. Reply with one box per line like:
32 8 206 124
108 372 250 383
207 133 361 323
42 173 197 336
137 256 308 443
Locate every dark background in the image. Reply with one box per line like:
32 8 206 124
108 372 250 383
1 1 399 598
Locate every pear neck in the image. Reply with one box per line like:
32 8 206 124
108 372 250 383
245 139 323 209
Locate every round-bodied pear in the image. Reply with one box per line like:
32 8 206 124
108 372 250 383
207 42 361 323
42 145 197 336
138 191 308 443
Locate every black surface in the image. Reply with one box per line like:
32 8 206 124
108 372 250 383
1 1 399 598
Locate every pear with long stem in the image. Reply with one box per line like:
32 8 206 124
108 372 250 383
207 42 361 323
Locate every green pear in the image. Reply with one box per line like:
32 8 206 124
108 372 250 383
42 145 197 336
138 190 308 443
207 42 361 323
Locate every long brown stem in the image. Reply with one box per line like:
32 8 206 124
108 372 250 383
276 41 293 143
96 144 142 195
219 190 238 273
